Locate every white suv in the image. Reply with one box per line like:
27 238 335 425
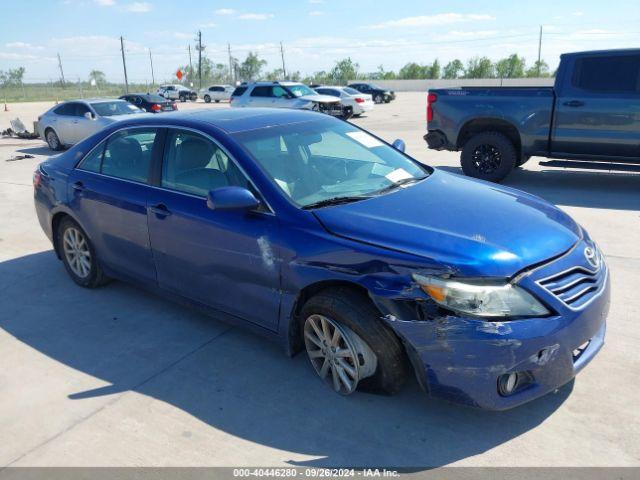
230 82 350 118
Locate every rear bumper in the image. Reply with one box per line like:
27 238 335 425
384 276 610 410
424 130 455 151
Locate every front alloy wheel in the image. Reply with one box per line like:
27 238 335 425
303 314 376 395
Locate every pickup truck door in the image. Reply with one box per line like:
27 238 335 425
551 53 640 159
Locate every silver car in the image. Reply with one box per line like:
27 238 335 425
37 99 147 151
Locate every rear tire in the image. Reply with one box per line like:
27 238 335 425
57 217 108 288
460 131 517 182
214 99 220 103
45 128 63 151
300 288 408 395
180 95 187 103
204 95 211 103
374 94 383 104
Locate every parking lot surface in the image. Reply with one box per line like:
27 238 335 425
1 94 639 468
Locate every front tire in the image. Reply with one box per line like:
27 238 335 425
57 217 107 288
460 131 517 182
45 128 63 151
204 95 211 103
374 94 383 104
300 288 408 395
179 95 187 103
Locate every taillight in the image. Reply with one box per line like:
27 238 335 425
33 170 42 189
427 92 437 122
151 104 162 112
172 103 177 110
355 98 365 103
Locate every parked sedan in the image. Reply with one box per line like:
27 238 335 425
36 99 146 150
200 85 234 103
33 108 608 410
120 93 177 113
314 86 374 116
348 83 395 104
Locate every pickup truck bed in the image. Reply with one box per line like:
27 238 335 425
425 49 640 181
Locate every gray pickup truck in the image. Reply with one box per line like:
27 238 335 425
425 49 640 181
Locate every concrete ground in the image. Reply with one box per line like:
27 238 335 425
0 95 639 468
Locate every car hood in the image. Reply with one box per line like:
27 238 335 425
313 170 581 277
298 94 340 103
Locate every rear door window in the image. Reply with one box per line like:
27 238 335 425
54 103 76 116
101 129 158 183
251 86 272 97
572 55 640 93
232 86 248 96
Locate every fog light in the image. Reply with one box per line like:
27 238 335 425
498 372 519 396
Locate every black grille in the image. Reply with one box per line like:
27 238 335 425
537 265 607 309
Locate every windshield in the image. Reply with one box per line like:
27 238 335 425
234 118 428 208
91 101 142 117
286 84 316 97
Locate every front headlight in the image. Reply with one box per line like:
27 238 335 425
413 274 549 319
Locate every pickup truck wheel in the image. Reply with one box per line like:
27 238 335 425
461 131 517 182
179 95 187 103
374 94 383 104
300 288 409 395
204 95 211 103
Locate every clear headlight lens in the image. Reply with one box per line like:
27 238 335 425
413 274 550 318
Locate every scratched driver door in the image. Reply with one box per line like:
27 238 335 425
146 128 281 331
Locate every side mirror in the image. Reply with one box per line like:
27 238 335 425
84 112 95 120
392 139 406 152
207 186 260 211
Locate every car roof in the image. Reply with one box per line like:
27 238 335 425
115 108 328 134
125 93 166 99
59 98 126 104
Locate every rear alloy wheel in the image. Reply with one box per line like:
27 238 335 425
45 129 62 151
204 95 211 103
374 94 383 104
460 131 517 182
57 217 107 288
303 314 376 395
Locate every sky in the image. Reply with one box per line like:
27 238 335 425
1 0 639 84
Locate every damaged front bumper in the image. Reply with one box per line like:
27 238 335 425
377 275 610 410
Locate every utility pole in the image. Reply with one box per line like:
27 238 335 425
188 44 193 73
149 49 155 86
196 30 204 89
280 41 287 80
57 53 66 88
120 36 129 93
537 25 543 76
228 43 234 84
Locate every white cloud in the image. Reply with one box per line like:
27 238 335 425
572 11 584 16
215 8 236 15
124 1 152 12
238 13 274 20
94 0 115 5
366 13 495 29
200 22 217 28
5 42 45 50
309 0 324 3
309 10 324 16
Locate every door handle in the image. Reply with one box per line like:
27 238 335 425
149 203 172 217
563 100 585 107
72 181 85 192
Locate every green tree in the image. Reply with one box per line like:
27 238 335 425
495 54 526 78
264 68 284 81
238 52 267 81
465 57 495 78
427 59 441 79
443 59 464 79
398 62 427 79
526 60 551 77
329 57 359 84
88 70 106 86
0 67 25 86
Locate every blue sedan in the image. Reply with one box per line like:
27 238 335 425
33 108 609 409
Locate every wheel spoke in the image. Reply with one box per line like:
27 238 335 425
304 331 323 349
336 365 353 390
331 327 341 347
331 365 341 391
337 358 356 378
308 349 324 359
319 358 330 378
320 317 331 343
308 317 323 340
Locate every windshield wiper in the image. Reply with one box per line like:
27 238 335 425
374 176 427 195
302 195 372 210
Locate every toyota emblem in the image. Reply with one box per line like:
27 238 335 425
584 246 600 270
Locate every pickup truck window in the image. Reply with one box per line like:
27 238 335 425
572 55 640 93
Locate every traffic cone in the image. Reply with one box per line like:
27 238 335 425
3 103 7 112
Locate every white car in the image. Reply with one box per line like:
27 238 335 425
199 85 234 103
313 86 374 116
157 85 197 102
36 99 147 150
230 82 349 118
